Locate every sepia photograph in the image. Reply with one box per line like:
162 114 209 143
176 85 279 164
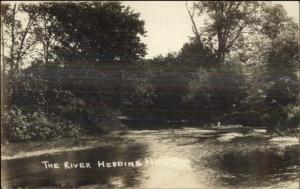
1 1 299 189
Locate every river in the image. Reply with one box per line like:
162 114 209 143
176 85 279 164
1 127 299 189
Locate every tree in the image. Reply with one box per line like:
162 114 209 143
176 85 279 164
177 41 216 66
46 2 146 63
22 3 59 65
245 3 299 131
186 1 260 64
1 3 39 72
185 64 247 123
264 9 299 131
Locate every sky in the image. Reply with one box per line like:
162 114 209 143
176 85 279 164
123 1 300 58
2 1 299 59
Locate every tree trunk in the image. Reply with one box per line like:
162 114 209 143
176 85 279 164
217 31 226 64
15 17 33 68
10 4 16 70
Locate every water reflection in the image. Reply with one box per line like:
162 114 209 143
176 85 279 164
1 128 299 189
212 145 299 187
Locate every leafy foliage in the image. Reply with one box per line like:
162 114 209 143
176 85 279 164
47 2 146 62
184 65 247 123
4 106 83 142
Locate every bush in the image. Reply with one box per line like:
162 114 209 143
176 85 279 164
286 104 300 129
4 106 83 142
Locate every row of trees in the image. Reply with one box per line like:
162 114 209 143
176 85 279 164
1 1 299 142
1 2 148 142
144 1 299 130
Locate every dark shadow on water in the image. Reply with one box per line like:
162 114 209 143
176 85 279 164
211 145 299 187
1 143 149 188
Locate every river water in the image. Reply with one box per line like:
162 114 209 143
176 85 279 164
1 127 299 189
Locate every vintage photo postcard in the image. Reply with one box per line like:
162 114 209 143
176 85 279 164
1 1 299 189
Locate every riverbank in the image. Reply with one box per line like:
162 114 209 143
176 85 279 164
1 132 133 160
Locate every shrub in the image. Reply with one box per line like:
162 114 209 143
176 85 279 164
286 104 300 129
4 106 83 142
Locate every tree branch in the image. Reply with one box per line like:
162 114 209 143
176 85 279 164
226 24 245 50
186 2 204 50
10 4 16 69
